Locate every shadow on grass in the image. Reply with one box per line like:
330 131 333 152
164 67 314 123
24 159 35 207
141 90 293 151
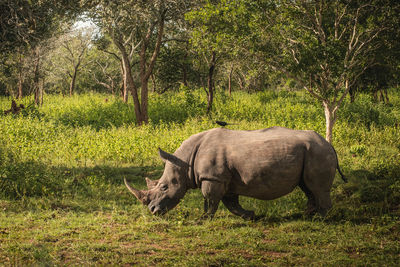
0 159 163 205
255 212 304 223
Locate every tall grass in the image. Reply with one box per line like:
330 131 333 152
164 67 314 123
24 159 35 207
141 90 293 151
0 90 400 201
0 89 399 211
0 88 399 265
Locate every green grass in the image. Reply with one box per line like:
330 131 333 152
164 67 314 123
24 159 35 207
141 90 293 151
0 88 399 266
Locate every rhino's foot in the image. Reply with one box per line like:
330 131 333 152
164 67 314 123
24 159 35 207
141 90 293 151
198 211 216 221
304 207 330 218
304 207 317 216
240 210 255 221
222 194 256 220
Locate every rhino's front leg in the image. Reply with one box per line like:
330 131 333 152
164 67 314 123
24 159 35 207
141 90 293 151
200 179 226 219
222 194 255 220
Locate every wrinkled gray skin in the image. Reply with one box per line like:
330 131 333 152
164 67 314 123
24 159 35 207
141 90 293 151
124 127 346 219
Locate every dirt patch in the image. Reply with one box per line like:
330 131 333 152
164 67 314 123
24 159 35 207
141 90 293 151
263 250 288 258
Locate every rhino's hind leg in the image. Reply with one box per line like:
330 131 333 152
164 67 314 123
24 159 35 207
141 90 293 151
314 191 332 216
301 177 333 216
298 180 317 215
222 194 255 220
302 148 336 216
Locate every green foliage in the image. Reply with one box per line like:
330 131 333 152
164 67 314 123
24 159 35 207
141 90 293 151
154 46 198 91
0 0 79 54
340 94 398 128
0 89 399 265
349 144 367 156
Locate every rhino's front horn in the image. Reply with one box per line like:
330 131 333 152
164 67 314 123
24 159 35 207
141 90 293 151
124 177 148 204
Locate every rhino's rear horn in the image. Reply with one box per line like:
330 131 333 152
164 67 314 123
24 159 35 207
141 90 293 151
145 177 159 189
124 177 148 204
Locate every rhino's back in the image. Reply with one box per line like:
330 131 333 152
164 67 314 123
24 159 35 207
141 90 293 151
194 127 334 200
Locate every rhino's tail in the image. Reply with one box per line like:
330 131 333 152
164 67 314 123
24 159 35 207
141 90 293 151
332 145 348 183
337 163 347 183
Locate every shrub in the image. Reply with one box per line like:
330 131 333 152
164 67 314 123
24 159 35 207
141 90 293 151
349 144 367 156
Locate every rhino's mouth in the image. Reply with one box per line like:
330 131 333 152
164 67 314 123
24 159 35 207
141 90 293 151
148 197 180 215
149 204 167 215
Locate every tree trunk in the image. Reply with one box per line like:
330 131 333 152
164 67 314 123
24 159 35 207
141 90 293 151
113 36 144 124
383 89 389 103
69 66 78 96
183 47 188 86
207 51 216 114
40 77 44 105
123 56 142 123
323 101 337 144
33 47 40 105
18 53 23 99
238 75 245 91
139 10 166 124
151 73 157 92
140 79 149 124
122 69 129 103
110 78 115 96
119 60 127 101
228 64 233 96
349 84 356 103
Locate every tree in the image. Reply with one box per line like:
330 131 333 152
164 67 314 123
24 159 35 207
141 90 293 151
62 31 91 96
187 0 265 111
273 1 399 142
1 42 51 103
349 3 400 103
91 57 121 95
0 0 78 53
233 0 397 143
0 0 80 102
91 36 125 96
186 1 234 112
44 29 91 96
89 0 193 125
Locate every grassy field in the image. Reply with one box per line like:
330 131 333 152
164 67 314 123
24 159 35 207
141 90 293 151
0 89 399 266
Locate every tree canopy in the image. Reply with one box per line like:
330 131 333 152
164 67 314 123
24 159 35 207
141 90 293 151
0 0 79 53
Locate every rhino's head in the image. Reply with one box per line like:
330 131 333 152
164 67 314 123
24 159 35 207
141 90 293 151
124 148 190 215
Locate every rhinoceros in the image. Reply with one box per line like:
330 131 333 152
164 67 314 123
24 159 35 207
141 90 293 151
124 127 346 219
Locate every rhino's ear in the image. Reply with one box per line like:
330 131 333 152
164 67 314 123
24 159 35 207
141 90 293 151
158 147 186 167
158 147 175 163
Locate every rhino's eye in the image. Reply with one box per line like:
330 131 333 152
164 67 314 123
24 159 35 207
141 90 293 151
160 184 168 191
